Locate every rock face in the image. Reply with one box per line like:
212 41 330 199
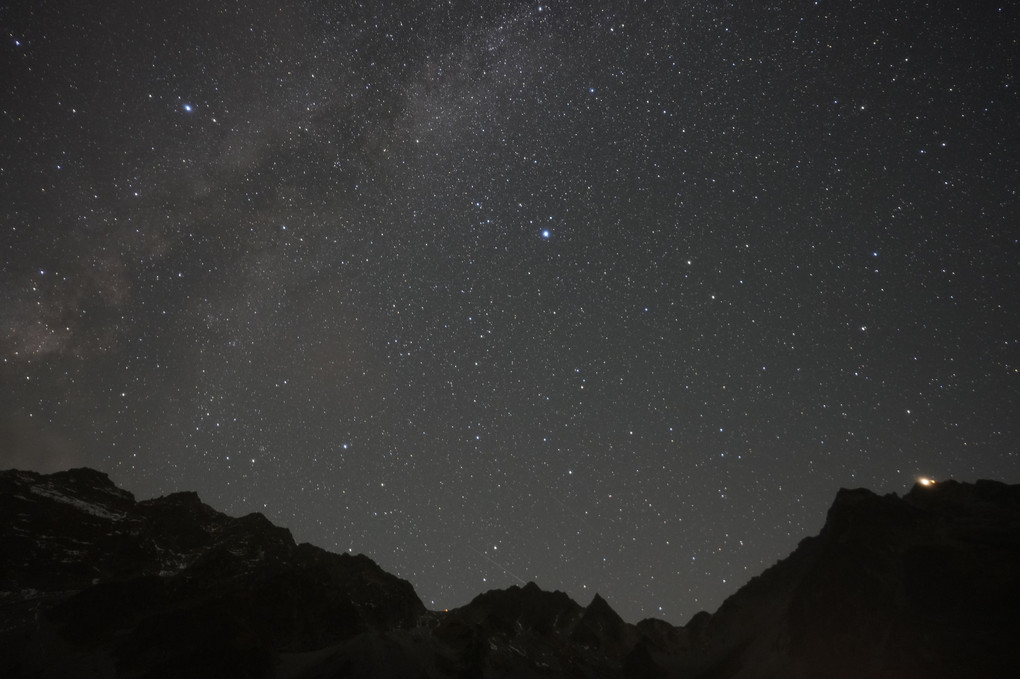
2 468 1019 678
675 479 1020 679
0 468 425 678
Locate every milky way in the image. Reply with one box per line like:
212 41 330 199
2 1 1017 623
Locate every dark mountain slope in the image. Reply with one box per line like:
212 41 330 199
2 468 1019 678
0 468 424 678
676 479 1020 678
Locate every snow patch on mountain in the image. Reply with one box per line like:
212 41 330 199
29 484 127 521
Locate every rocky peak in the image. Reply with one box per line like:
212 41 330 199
680 478 1020 678
0 467 426 677
457 581 583 635
572 591 633 654
3 469 1018 678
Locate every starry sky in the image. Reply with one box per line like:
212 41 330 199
2 1 1018 623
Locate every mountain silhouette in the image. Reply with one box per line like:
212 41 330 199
2 468 1018 677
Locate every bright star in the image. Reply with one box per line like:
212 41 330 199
541 230 550 239
183 104 193 113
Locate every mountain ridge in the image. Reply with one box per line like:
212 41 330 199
2 467 1018 677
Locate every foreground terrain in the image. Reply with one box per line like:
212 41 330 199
2 468 1018 678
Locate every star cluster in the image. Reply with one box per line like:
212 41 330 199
2 1 1017 623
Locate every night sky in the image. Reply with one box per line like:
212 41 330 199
2 1 1017 624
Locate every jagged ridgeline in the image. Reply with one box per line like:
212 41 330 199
2 468 1019 678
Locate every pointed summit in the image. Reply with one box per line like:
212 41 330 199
571 591 633 653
